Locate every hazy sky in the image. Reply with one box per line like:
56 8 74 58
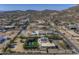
0 4 76 11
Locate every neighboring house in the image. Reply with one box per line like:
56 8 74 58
76 23 79 31
66 23 79 32
0 29 6 32
0 36 7 43
66 24 77 30
32 31 39 35
4 26 15 29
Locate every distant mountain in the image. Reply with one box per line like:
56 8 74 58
0 5 79 23
65 5 79 12
53 5 79 23
42 9 59 12
26 10 38 12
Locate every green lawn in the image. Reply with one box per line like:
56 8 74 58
44 34 62 39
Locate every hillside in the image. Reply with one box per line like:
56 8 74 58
0 5 79 24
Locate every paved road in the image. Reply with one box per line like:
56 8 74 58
50 22 79 54
58 26 79 53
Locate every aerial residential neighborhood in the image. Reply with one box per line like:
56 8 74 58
0 4 79 55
